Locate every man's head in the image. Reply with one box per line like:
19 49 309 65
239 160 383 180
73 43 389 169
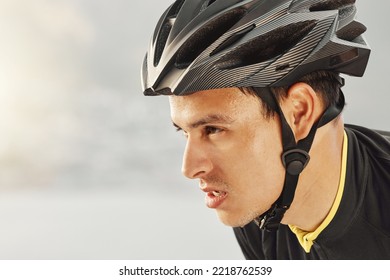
169 77 335 226
141 0 371 229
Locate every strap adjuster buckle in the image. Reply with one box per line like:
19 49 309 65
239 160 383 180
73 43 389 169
282 149 310 176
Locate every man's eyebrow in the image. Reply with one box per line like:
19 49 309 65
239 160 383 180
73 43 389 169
172 114 234 130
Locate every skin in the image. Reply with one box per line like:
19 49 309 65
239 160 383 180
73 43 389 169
169 85 344 231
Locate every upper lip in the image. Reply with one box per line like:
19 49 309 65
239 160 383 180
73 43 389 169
199 180 225 193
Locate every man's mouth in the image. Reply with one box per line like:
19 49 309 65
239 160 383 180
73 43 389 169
206 190 228 208
199 180 228 208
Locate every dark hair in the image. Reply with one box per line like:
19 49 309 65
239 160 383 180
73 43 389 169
240 70 343 118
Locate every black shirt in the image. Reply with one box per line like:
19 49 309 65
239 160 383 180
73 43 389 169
233 124 390 259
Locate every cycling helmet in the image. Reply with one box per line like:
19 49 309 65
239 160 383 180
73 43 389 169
142 0 370 96
141 0 371 231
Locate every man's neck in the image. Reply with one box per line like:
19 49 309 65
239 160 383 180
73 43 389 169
281 117 345 232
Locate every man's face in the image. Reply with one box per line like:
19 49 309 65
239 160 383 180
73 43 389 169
169 88 285 227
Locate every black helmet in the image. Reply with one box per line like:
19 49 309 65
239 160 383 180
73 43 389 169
142 0 370 96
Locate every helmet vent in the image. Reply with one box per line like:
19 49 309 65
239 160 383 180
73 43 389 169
216 20 317 70
309 0 355 11
175 8 247 69
336 21 366 42
154 0 186 66
154 22 173 66
210 24 256 56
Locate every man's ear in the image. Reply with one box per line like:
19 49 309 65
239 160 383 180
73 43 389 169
279 82 323 141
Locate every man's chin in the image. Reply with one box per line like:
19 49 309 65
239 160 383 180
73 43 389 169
216 211 256 228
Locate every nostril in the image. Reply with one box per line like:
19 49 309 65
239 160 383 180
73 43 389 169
192 170 207 179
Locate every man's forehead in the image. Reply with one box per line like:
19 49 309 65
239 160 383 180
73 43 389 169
169 88 261 126
169 89 239 118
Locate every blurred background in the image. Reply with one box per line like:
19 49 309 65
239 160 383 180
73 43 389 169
0 0 388 259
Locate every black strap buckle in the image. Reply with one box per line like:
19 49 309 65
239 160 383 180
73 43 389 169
255 204 289 232
282 149 310 176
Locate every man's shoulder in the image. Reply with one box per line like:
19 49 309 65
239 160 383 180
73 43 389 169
345 124 390 151
374 129 390 142
344 124 390 180
344 124 390 240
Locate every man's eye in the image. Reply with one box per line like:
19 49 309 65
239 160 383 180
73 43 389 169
205 126 222 135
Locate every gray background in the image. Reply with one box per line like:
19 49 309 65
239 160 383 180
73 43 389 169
0 0 388 259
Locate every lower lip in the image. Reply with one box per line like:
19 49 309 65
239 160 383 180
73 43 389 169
205 192 228 209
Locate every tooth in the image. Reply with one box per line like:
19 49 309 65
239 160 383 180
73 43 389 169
213 191 221 197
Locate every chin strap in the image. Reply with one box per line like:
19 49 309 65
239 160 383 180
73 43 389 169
254 83 345 232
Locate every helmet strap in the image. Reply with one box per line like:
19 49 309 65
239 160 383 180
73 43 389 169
253 87 345 231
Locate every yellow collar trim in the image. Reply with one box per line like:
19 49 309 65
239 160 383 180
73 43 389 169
289 130 348 253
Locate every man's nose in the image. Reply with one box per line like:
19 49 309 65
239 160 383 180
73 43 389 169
181 137 212 179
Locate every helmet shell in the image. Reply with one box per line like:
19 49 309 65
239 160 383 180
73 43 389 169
142 0 370 96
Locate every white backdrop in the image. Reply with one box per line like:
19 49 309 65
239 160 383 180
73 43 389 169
0 0 388 259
